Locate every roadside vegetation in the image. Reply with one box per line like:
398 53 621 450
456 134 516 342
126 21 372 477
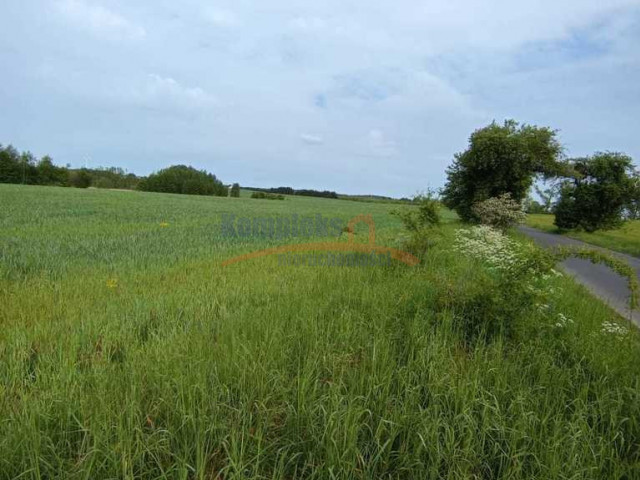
442 120 639 259
527 214 640 257
1 184 639 478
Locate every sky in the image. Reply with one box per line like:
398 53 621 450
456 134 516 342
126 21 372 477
1 1 639 197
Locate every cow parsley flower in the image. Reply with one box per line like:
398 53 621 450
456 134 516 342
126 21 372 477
602 321 628 337
554 313 574 328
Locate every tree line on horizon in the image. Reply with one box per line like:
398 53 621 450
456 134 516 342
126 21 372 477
0 144 234 197
247 186 339 199
0 143 353 200
0 144 141 190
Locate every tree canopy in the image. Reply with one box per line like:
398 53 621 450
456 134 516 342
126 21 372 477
137 165 227 196
555 152 638 232
442 120 563 221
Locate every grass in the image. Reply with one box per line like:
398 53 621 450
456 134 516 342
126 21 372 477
1 184 639 479
527 213 640 257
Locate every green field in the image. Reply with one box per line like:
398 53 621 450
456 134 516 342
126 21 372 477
1 184 639 478
526 214 640 257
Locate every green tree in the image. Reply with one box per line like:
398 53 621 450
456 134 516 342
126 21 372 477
534 182 561 213
69 169 93 188
628 177 640 220
442 120 563 222
0 145 22 183
37 156 69 186
230 183 241 197
555 152 638 232
524 197 546 214
137 165 227 196
19 151 39 184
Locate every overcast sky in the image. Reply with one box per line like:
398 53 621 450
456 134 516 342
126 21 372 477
1 1 639 196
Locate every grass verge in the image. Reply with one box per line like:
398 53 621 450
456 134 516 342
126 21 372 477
526 213 640 257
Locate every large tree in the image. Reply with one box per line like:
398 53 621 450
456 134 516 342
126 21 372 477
442 120 563 221
137 165 227 196
554 152 638 232
0 144 22 183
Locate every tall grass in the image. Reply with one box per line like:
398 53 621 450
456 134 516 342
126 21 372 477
1 185 639 478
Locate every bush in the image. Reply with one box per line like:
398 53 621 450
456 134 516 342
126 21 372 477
250 191 285 200
452 224 639 343
393 194 441 233
472 193 526 230
392 194 443 258
87 167 140 190
230 183 240 197
69 169 92 188
138 165 226 196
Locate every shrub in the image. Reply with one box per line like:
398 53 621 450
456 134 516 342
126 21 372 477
472 193 526 230
230 183 240 197
87 167 140 190
69 169 92 188
392 194 443 258
452 225 555 342
393 195 440 233
250 191 285 200
137 165 226 196
452 224 638 343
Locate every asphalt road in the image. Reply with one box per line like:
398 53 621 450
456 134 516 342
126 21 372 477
519 226 640 327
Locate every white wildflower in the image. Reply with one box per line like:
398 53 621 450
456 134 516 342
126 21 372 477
536 303 550 313
454 225 527 273
554 313 574 328
602 321 629 337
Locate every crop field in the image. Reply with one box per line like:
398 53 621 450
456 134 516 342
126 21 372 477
527 214 640 257
1 184 640 479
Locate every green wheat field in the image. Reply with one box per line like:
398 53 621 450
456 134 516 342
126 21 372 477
1 184 639 479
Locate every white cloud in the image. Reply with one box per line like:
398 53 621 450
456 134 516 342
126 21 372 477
205 8 239 27
55 0 145 39
366 130 397 158
289 17 326 32
2 0 640 196
300 133 324 145
141 74 217 109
